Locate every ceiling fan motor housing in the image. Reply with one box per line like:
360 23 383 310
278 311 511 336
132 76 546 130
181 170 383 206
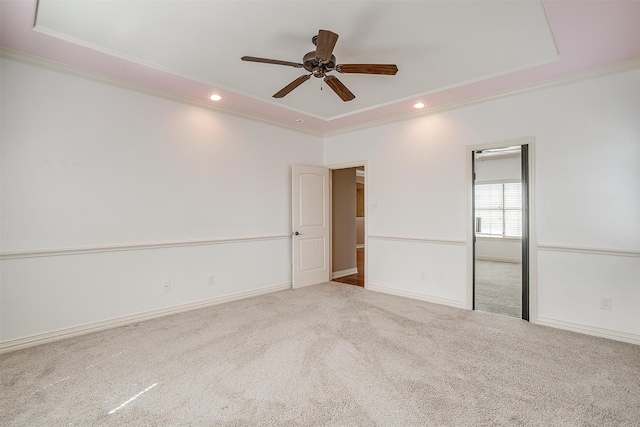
303 51 336 77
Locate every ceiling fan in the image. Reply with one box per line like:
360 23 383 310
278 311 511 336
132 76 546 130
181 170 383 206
241 30 398 102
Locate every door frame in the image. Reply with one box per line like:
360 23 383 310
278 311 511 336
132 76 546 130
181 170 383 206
466 138 537 322
326 160 368 289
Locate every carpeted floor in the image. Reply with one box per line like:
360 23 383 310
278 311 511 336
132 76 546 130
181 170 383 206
1 282 639 426
475 260 522 318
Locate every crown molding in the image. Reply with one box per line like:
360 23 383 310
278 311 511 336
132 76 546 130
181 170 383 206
323 58 640 138
0 47 324 138
2 47 639 138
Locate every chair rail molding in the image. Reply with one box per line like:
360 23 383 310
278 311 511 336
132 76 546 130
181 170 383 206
0 235 291 260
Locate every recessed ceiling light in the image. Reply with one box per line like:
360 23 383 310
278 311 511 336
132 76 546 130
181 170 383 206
414 102 425 109
209 94 222 101
296 119 304 124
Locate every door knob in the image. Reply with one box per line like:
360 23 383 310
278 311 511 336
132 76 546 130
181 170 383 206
293 231 302 236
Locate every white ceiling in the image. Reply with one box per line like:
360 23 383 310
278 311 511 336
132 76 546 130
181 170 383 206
34 0 558 120
2 1 639 135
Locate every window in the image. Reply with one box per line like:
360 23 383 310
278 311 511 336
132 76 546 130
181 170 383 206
475 182 521 238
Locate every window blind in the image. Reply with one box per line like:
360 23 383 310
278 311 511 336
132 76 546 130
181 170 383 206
475 182 522 237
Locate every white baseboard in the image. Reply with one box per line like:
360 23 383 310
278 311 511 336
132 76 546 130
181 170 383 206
365 286 638 345
536 316 639 345
366 284 467 310
0 282 292 354
475 256 521 263
332 268 358 279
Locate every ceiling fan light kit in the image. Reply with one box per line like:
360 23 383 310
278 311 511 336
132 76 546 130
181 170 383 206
241 29 398 102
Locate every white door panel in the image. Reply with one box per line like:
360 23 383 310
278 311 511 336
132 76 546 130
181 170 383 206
292 165 330 288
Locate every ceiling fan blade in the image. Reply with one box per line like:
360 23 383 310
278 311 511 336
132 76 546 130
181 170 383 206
315 30 339 61
273 75 311 98
241 56 303 68
337 64 398 75
324 75 355 102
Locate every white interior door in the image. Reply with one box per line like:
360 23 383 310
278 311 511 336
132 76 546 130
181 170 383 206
292 164 330 288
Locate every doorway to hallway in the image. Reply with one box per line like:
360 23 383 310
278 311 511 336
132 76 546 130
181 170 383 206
331 166 366 288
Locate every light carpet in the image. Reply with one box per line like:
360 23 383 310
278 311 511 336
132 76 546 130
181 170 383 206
1 282 639 426
474 260 522 318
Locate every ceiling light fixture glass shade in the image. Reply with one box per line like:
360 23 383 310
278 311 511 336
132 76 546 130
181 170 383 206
414 102 425 109
209 94 222 101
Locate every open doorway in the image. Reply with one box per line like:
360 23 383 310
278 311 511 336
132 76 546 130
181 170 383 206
472 144 530 320
331 166 365 287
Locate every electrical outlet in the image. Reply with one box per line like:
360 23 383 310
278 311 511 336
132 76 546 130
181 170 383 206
163 281 171 293
420 272 427 281
208 275 215 286
600 297 612 310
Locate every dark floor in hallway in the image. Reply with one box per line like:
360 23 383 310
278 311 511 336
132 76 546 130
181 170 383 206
333 247 364 287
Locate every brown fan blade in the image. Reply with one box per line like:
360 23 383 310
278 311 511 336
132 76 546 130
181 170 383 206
324 75 355 102
273 75 311 98
337 64 398 75
315 30 339 61
241 56 303 68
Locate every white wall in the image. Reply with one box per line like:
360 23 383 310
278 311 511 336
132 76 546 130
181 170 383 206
475 154 520 181
476 237 521 262
0 58 323 343
2 56 638 347
475 154 522 262
325 69 640 342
